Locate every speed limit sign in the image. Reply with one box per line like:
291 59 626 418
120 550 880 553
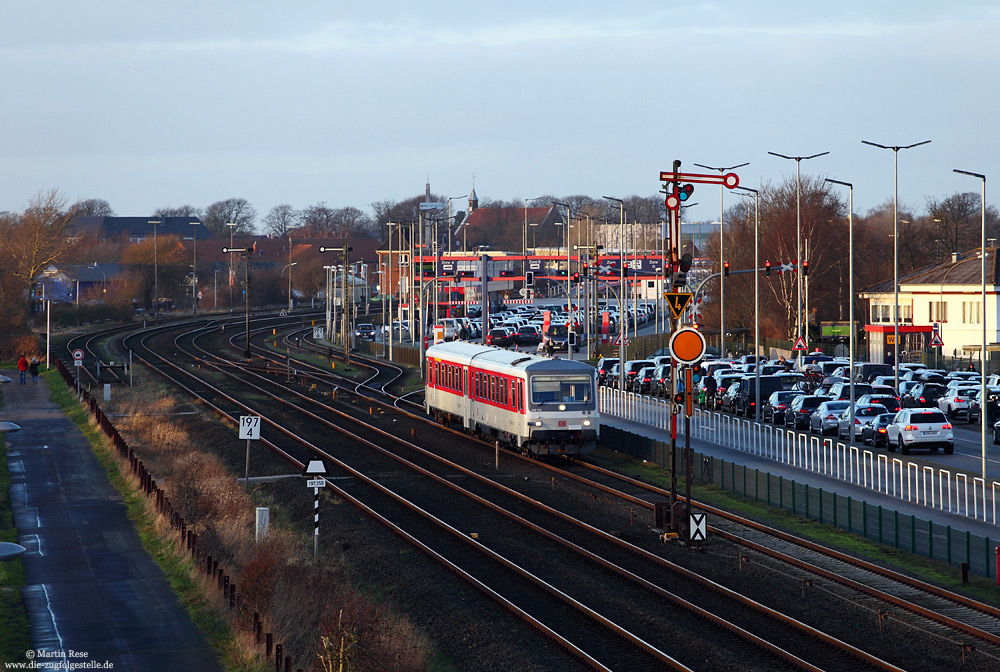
72 349 84 361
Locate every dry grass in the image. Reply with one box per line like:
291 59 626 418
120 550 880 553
100 383 431 671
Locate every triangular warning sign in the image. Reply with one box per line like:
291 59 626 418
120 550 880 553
929 332 944 347
792 335 808 351
663 292 693 320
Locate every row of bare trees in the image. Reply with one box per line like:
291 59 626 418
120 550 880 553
702 178 999 342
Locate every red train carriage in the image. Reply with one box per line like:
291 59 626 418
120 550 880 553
425 341 598 456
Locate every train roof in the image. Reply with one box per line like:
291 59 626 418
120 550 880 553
425 341 595 375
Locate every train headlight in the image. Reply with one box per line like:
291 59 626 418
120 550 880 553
583 419 591 427
534 420 542 427
558 404 566 411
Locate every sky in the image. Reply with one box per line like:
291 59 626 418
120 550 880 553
2 2 998 228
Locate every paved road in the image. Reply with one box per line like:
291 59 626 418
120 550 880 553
2 371 222 671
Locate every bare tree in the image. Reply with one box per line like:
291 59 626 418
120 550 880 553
0 190 76 307
299 202 337 237
926 192 1000 255
155 205 203 218
203 198 256 236
72 198 115 217
262 204 299 238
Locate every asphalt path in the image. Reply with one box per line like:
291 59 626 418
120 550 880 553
2 370 222 671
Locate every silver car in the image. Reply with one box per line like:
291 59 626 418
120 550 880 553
810 400 851 435
836 404 888 441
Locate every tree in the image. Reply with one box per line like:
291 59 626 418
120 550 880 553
155 205 203 219
926 192 1000 255
702 176 847 341
299 203 337 237
0 190 76 308
203 198 256 236
262 204 299 238
72 198 115 217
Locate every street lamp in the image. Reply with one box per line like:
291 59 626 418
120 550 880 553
222 244 252 359
148 219 161 323
735 185 760 423
552 201 573 356
862 138 931 389
694 161 749 356
447 194 467 254
954 167 987 481
603 196 627 388
282 262 298 312
826 178 856 443
768 150 829 362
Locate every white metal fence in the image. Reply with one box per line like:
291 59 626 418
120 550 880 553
599 387 1000 525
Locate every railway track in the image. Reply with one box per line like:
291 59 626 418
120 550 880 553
66 318 1000 670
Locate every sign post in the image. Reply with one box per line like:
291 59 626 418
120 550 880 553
239 415 261 492
302 459 328 558
72 349 84 395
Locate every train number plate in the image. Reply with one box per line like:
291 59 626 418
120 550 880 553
558 421 567 427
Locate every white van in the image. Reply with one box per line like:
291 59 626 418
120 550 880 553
436 318 462 341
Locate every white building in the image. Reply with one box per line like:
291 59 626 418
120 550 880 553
860 249 998 367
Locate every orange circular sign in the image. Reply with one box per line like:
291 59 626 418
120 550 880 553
668 327 707 365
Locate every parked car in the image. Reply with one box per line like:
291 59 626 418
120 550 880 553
513 325 542 346
606 363 622 388
784 395 827 430
720 380 744 414
596 357 619 387
651 364 672 397
825 382 874 401
622 359 655 391
856 394 901 414
632 366 656 394
810 400 852 435
734 374 801 418
861 412 895 447
853 362 894 383
354 323 376 340
937 387 977 421
714 374 745 410
762 390 804 424
886 409 954 454
836 404 888 441
904 383 948 408
486 327 514 348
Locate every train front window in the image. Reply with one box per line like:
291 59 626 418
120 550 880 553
530 376 592 404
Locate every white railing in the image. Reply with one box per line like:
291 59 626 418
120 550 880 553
599 386 1000 524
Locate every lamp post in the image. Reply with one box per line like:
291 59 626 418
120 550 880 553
148 219 161 322
213 270 219 309
525 196 544 295
190 221 199 316
826 178 855 443
282 262 298 313
222 244 252 359
447 194 467 255
736 185 760 423
694 161 749 357
603 196 627 388
552 201 574 357
862 139 930 390
954 168 987 481
768 150 829 363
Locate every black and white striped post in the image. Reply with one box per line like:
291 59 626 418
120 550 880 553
302 459 328 558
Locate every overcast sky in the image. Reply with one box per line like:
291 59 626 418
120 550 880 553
2 2 997 228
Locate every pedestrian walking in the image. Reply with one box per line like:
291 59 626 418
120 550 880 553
16 354 28 384
29 357 39 384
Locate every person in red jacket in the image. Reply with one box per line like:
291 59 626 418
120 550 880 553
16 354 28 384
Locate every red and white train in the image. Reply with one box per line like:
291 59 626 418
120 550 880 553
424 341 599 456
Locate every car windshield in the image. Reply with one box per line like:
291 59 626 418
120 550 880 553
530 375 592 404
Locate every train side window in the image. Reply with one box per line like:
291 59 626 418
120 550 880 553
501 378 507 407
460 368 464 394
